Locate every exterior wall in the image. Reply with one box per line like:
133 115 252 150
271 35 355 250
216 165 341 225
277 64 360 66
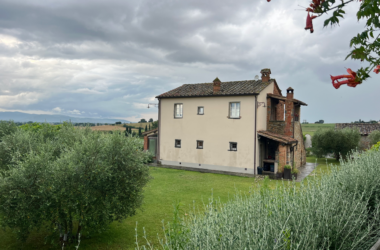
278 144 287 172
268 121 285 135
256 82 276 168
276 101 285 121
159 96 256 174
293 121 307 168
144 136 148 151
284 99 294 137
359 136 371 150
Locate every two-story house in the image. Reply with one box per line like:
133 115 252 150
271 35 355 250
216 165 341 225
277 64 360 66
143 69 307 176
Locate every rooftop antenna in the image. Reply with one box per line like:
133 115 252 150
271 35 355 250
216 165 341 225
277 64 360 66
254 75 259 80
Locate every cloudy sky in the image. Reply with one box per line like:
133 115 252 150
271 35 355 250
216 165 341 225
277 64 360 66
0 0 378 123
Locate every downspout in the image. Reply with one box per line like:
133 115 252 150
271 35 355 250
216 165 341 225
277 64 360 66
254 95 257 175
157 98 161 163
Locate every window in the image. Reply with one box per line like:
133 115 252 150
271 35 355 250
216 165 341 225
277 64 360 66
175 139 181 148
197 106 204 115
174 103 183 118
229 142 237 151
196 140 203 149
229 102 240 118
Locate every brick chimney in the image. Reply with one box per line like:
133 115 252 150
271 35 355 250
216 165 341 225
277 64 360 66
260 68 271 82
284 87 294 137
213 77 221 93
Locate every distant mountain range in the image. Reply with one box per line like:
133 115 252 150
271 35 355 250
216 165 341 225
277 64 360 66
0 112 130 124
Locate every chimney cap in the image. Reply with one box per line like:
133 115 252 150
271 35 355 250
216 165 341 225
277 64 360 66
287 87 294 91
260 68 271 74
213 77 221 82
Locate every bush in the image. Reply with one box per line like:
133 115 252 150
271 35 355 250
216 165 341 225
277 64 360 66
369 130 380 145
311 128 361 160
0 120 17 140
0 124 151 244
137 149 380 249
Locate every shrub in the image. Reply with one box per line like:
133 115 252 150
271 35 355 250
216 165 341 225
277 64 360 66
0 120 17 140
137 149 380 249
0 126 151 245
291 168 299 174
311 128 361 160
369 130 380 146
284 165 292 169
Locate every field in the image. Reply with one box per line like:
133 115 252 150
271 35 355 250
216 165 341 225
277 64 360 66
0 158 336 250
90 122 154 133
301 123 335 136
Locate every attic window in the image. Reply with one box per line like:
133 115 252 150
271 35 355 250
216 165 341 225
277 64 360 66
198 106 204 115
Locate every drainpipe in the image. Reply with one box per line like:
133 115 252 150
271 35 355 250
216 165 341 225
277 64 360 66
157 98 161 162
254 95 257 175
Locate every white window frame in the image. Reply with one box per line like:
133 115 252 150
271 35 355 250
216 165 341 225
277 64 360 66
197 106 204 115
174 103 183 118
229 102 241 119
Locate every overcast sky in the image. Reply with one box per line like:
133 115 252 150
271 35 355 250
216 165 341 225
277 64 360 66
0 0 378 123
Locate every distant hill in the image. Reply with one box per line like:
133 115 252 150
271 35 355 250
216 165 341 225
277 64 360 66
0 112 130 124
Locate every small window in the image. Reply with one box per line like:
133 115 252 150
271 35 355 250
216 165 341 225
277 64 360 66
196 140 203 149
175 139 181 148
230 142 237 151
197 106 204 115
229 102 240 118
174 103 183 118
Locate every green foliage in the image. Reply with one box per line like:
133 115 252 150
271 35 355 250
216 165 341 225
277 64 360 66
0 121 17 140
284 165 292 169
291 168 299 174
115 121 122 125
369 130 380 145
371 141 380 151
139 119 147 123
311 128 361 160
139 149 380 249
0 124 151 244
145 124 148 132
152 121 158 129
320 0 380 82
149 118 153 123
306 147 312 157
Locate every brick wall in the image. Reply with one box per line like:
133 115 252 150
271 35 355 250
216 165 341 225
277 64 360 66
268 121 285 135
278 144 288 172
293 121 306 168
144 136 148 151
284 99 294 137
276 101 285 121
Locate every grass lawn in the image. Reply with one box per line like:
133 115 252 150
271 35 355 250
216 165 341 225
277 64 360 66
0 167 278 250
301 123 335 137
304 156 340 180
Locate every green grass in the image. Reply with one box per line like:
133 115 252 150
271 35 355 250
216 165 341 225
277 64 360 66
301 123 335 137
304 156 340 179
0 168 278 250
0 158 338 250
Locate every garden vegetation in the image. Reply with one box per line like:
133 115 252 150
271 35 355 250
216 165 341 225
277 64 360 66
0 121 151 246
311 128 361 160
137 146 380 249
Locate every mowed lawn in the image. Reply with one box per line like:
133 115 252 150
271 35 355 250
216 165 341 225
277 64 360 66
301 123 335 136
0 159 337 250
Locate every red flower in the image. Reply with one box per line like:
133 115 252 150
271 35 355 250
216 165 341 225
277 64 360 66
374 65 380 74
305 12 318 33
331 68 361 89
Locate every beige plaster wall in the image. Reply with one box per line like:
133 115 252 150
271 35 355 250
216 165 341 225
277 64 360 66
159 82 275 174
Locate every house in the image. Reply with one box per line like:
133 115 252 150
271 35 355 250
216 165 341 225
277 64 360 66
336 123 380 149
144 69 307 176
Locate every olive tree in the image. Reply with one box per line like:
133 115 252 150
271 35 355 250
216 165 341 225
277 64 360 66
369 130 380 145
311 128 361 159
0 127 151 246
0 120 17 140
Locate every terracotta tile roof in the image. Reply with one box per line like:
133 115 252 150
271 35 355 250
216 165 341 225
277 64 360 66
258 130 298 144
336 123 380 135
142 128 158 136
267 94 307 106
156 79 272 98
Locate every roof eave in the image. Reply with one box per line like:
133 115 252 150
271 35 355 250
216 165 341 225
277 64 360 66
156 93 259 99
